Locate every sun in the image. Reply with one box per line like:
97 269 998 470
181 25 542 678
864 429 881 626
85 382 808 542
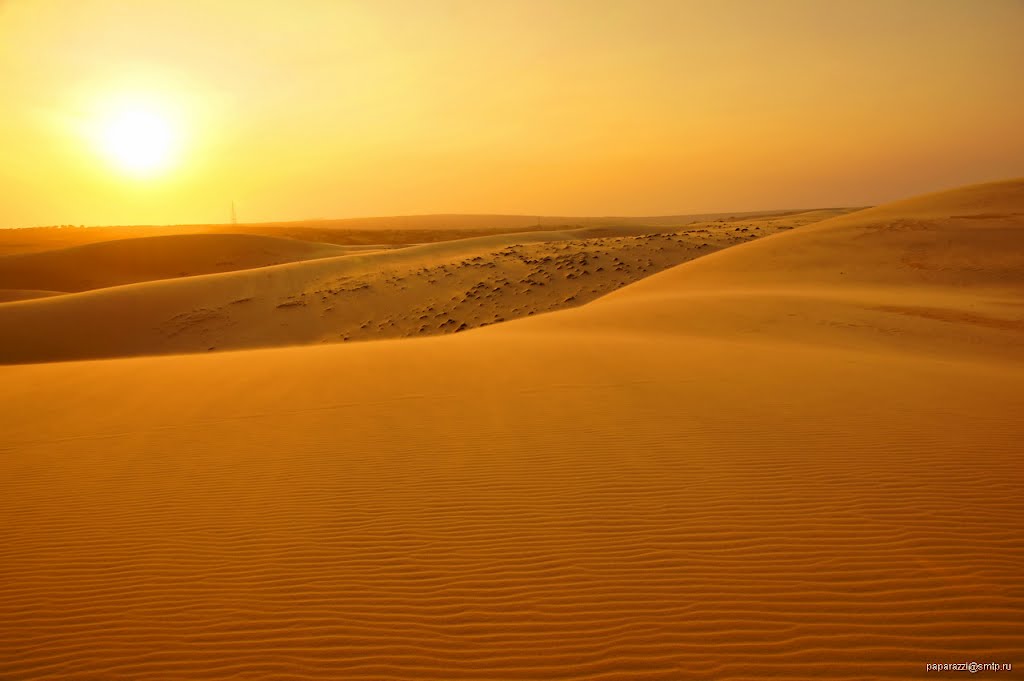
98 104 179 177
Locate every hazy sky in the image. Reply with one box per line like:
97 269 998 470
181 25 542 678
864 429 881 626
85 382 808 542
1 0 1022 227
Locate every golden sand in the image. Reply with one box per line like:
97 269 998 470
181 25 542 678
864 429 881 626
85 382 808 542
1 181 1021 679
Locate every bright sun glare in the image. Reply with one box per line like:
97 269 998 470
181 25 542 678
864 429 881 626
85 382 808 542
99 105 178 177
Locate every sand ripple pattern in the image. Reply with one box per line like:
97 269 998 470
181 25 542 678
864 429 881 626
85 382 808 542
2 339 1022 680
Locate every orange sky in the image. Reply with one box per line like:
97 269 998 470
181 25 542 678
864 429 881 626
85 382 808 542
1 0 1022 227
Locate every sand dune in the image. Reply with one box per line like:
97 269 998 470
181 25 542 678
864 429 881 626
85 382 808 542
535 179 1024 363
0 208 852 256
640 179 1024 291
1 181 1021 679
0 214 824 363
0 289 63 302
0 233 355 293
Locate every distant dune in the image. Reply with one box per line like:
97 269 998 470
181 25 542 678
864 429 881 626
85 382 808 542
0 208 854 255
0 182 1021 680
0 289 62 303
0 211 838 363
0 233 352 292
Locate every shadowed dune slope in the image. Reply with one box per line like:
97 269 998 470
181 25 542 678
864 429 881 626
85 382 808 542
1 181 1021 680
0 233 353 292
0 289 62 302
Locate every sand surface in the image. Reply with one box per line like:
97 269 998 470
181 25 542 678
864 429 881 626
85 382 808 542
0 233 350 292
0 211 838 364
0 209 841 256
1 182 1021 679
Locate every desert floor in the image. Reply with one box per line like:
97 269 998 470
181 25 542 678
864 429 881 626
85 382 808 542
1 182 1022 679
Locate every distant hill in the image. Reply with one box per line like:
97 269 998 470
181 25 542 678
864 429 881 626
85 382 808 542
0 208 857 255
